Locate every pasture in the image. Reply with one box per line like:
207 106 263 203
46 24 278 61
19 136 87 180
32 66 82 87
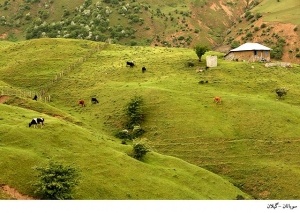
252 0 300 24
1 38 300 199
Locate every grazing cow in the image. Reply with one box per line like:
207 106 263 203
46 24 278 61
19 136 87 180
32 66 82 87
33 95 38 101
214 96 221 104
79 100 85 107
29 118 44 128
126 61 135 67
91 97 99 104
142 66 146 73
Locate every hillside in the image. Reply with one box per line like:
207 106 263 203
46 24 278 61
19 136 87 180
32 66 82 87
224 0 300 63
1 38 300 200
1 0 299 62
0 0 248 46
0 39 251 199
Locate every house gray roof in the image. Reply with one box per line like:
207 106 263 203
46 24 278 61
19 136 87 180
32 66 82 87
230 43 271 52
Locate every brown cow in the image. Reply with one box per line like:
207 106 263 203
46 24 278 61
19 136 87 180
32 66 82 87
79 100 85 107
213 96 221 104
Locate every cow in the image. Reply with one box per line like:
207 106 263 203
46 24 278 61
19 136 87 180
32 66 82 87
214 96 221 104
29 118 44 128
79 100 85 107
91 97 99 104
126 61 135 67
33 95 38 101
142 66 146 73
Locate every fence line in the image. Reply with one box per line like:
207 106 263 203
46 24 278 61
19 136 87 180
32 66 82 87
1 42 109 103
0 86 51 103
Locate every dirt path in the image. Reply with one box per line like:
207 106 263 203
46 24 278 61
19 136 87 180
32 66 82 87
0 95 9 104
0 185 34 200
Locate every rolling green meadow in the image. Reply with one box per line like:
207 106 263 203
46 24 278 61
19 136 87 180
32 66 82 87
1 38 300 200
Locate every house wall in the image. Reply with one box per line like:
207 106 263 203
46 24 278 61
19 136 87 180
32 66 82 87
225 50 270 62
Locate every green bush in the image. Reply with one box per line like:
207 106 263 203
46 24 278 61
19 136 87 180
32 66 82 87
275 88 287 99
261 23 267 28
131 125 145 138
32 162 79 200
271 45 284 60
194 45 208 62
125 96 144 129
132 142 150 160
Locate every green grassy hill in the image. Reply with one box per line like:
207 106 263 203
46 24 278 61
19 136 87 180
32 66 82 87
0 102 248 199
0 39 251 199
252 0 300 24
1 38 300 200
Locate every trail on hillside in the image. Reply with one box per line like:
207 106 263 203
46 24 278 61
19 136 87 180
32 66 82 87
0 95 9 104
0 185 34 200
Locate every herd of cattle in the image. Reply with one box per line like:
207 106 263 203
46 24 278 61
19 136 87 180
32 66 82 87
28 60 220 128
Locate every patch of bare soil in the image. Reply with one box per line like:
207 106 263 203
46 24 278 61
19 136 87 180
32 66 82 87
0 95 9 104
0 33 8 39
0 184 35 200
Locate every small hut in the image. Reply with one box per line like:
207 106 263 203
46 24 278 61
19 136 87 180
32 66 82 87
224 42 271 62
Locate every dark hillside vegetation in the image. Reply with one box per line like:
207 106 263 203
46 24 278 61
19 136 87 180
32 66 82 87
0 0 252 46
1 0 299 62
1 38 300 199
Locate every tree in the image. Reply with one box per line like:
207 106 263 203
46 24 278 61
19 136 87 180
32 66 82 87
32 161 79 200
125 96 144 129
194 45 208 62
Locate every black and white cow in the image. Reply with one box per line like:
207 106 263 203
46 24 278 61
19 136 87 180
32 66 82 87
29 118 45 128
126 61 135 67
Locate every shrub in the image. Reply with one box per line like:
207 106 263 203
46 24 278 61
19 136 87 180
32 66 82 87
231 40 240 48
255 13 262 19
132 142 150 160
32 162 79 200
271 45 284 60
261 23 267 28
275 88 287 99
115 129 130 139
125 96 144 129
131 125 145 138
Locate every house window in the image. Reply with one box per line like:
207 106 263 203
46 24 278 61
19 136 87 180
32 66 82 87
254 50 257 55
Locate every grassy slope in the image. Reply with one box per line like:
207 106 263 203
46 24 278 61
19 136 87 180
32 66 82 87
0 40 250 199
1 38 300 200
47 40 300 200
252 0 300 24
0 99 248 200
